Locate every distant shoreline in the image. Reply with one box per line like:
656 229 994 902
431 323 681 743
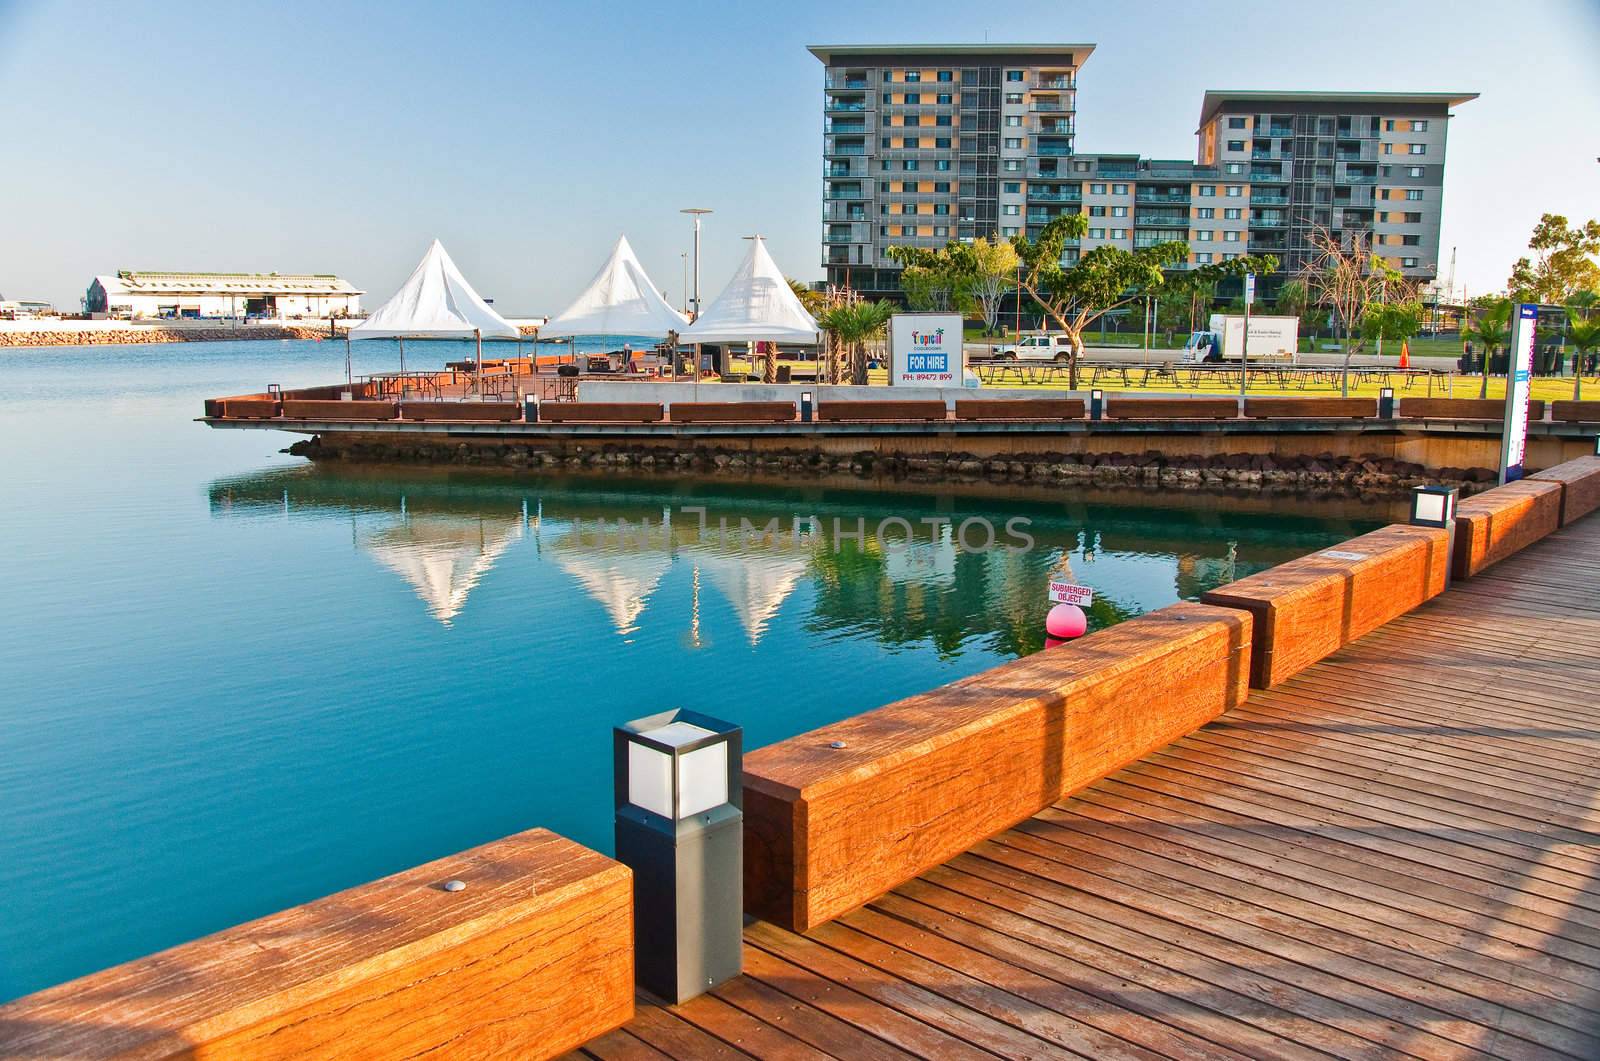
0 322 543 348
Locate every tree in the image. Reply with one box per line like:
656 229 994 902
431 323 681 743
1009 214 1179 388
885 245 964 311
1506 214 1600 305
1299 226 1410 396
1565 306 1600 401
1275 278 1308 326
787 278 829 317
1461 298 1513 399
816 299 895 385
1361 301 1423 349
953 237 1020 336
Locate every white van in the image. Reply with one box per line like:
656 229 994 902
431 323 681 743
992 334 1073 363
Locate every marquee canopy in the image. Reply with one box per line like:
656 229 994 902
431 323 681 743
678 237 820 345
542 236 688 339
350 239 519 340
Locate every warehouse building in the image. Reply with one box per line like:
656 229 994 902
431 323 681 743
85 271 363 319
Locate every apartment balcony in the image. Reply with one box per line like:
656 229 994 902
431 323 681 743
1027 190 1083 203
1098 170 1138 180
1029 101 1070 112
824 141 868 157
1342 173 1379 185
1248 238 1288 253
1250 215 1288 228
824 185 868 200
824 76 869 91
1033 144 1075 157
824 121 867 135
1029 120 1075 136
1031 77 1076 90
1250 193 1289 206
1134 191 1190 204
1263 125 1296 138
824 100 867 113
1135 212 1188 227
1249 170 1290 183
1134 235 1185 249
1250 150 1291 160
823 203 869 221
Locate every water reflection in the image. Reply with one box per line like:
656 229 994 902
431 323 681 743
207 465 1391 656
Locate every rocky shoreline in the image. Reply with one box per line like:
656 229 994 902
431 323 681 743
287 434 1496 497
0 325 334 347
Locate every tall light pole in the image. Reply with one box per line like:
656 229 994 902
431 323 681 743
680 208 713 320
680 252 689 314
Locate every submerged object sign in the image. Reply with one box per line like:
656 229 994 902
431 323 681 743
1047 581 1094 606
1499 303 1537 484
889 312 964 385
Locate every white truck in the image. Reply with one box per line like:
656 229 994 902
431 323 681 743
1183 314 1299 362
992 333 1074 363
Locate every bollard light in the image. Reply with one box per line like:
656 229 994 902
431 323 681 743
1378 386 1395 419
800 390 814 423
1409 484 1458 528
1090 388 1105 421
613 709 743 1004
1593 434 1599 456
523 393 540 423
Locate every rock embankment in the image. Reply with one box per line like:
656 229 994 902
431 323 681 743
288 435 1495 497
0 325 331 347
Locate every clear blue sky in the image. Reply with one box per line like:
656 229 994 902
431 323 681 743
2 0 1596 313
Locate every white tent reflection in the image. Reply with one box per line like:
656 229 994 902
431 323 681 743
362 514 523 626
684 546 808 647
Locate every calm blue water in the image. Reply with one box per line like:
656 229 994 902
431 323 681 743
0 339 1391 1000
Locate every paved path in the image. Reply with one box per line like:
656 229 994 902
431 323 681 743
574 514 1600 1060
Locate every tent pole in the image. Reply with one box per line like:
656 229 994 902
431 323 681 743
345 335 352 390
398 336 406 416
475 327 483 398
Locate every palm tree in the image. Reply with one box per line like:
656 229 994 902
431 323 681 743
816 300 895 385
1566 310 1600 401
1461 299 1512 399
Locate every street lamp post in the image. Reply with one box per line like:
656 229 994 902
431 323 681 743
680 208 713 321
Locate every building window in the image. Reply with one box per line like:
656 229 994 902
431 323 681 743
1409 143 1426 155
905 71 921 82
1002 159 1020 171
1110 228 1127 239
903 136 920 148
1089 227 1105 238
1225 185 1243 197
1384 119 1396 131
880 160 891 171
1223 252 1238 260
1228 116 1246 129
934 203 950 215
1195 252 1214 263
1224 207 1241 220
938 70 953 82
1402 234 1421 246
1382 143 1394 155
882 92 892 104
1402 257 1419 267
1227 140 1245 151
1089 206 1106 216
1005 115 1021 127
1003 137 1022 149
935 114 952 126
1003 181 1021 193
1404 211 1422 223
1196 207 1214 219
1413 119 1428 132
903 93 920 105
1198 185 1216 197
1112 205 1127 217
1224 230 1241 242
1225 162 1244 174
1074 161 1091 172
879 226 888 237
1006 69 1023 81
1112 183 1128 194
884 71 895 82
935 137 950 148
934 181 950 192
1407 166 1424 178
1000 226 1018 236
1003 204 1020 215
1090 182 1106 194
904 160 919 171
937 93 953 105
1380 165 1392 176
1196 229 1213 241
1004 92 1023 104
937 160 952 171
1406 189 1424 200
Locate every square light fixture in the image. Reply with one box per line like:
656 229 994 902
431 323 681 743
800 391 814 423
1410 484 1458 528
615 709 741 822
1090 388 1105 421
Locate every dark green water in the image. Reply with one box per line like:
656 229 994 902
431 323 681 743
0 339 1392 1000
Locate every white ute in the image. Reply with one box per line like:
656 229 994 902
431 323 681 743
992 334 1074 363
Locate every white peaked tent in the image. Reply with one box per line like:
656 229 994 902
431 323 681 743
542 236 687 339
362 514 523 626
348 239 520 392
678 237 820 345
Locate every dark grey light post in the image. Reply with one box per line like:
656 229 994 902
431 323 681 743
1410 484 1459 587
613 709 743 1004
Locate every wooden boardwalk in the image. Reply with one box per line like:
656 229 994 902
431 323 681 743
573 513 1600 1060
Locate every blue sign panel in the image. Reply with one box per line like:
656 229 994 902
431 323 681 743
908 352 948 374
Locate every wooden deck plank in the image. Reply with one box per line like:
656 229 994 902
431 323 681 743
605 515 1600 1059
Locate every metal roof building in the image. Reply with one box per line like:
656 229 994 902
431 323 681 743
85 271 364 319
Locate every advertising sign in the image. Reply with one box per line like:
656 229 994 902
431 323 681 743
889 313 965 386
1499 303 1538 483
1244 273 1256 306
1047 581 1094 606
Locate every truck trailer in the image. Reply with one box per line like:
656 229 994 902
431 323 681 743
1183 314 1299 362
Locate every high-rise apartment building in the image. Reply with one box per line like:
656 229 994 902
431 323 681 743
811 44 1094 296
811 44 1475 298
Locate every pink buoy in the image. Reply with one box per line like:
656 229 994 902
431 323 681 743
1045 603 1087 642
